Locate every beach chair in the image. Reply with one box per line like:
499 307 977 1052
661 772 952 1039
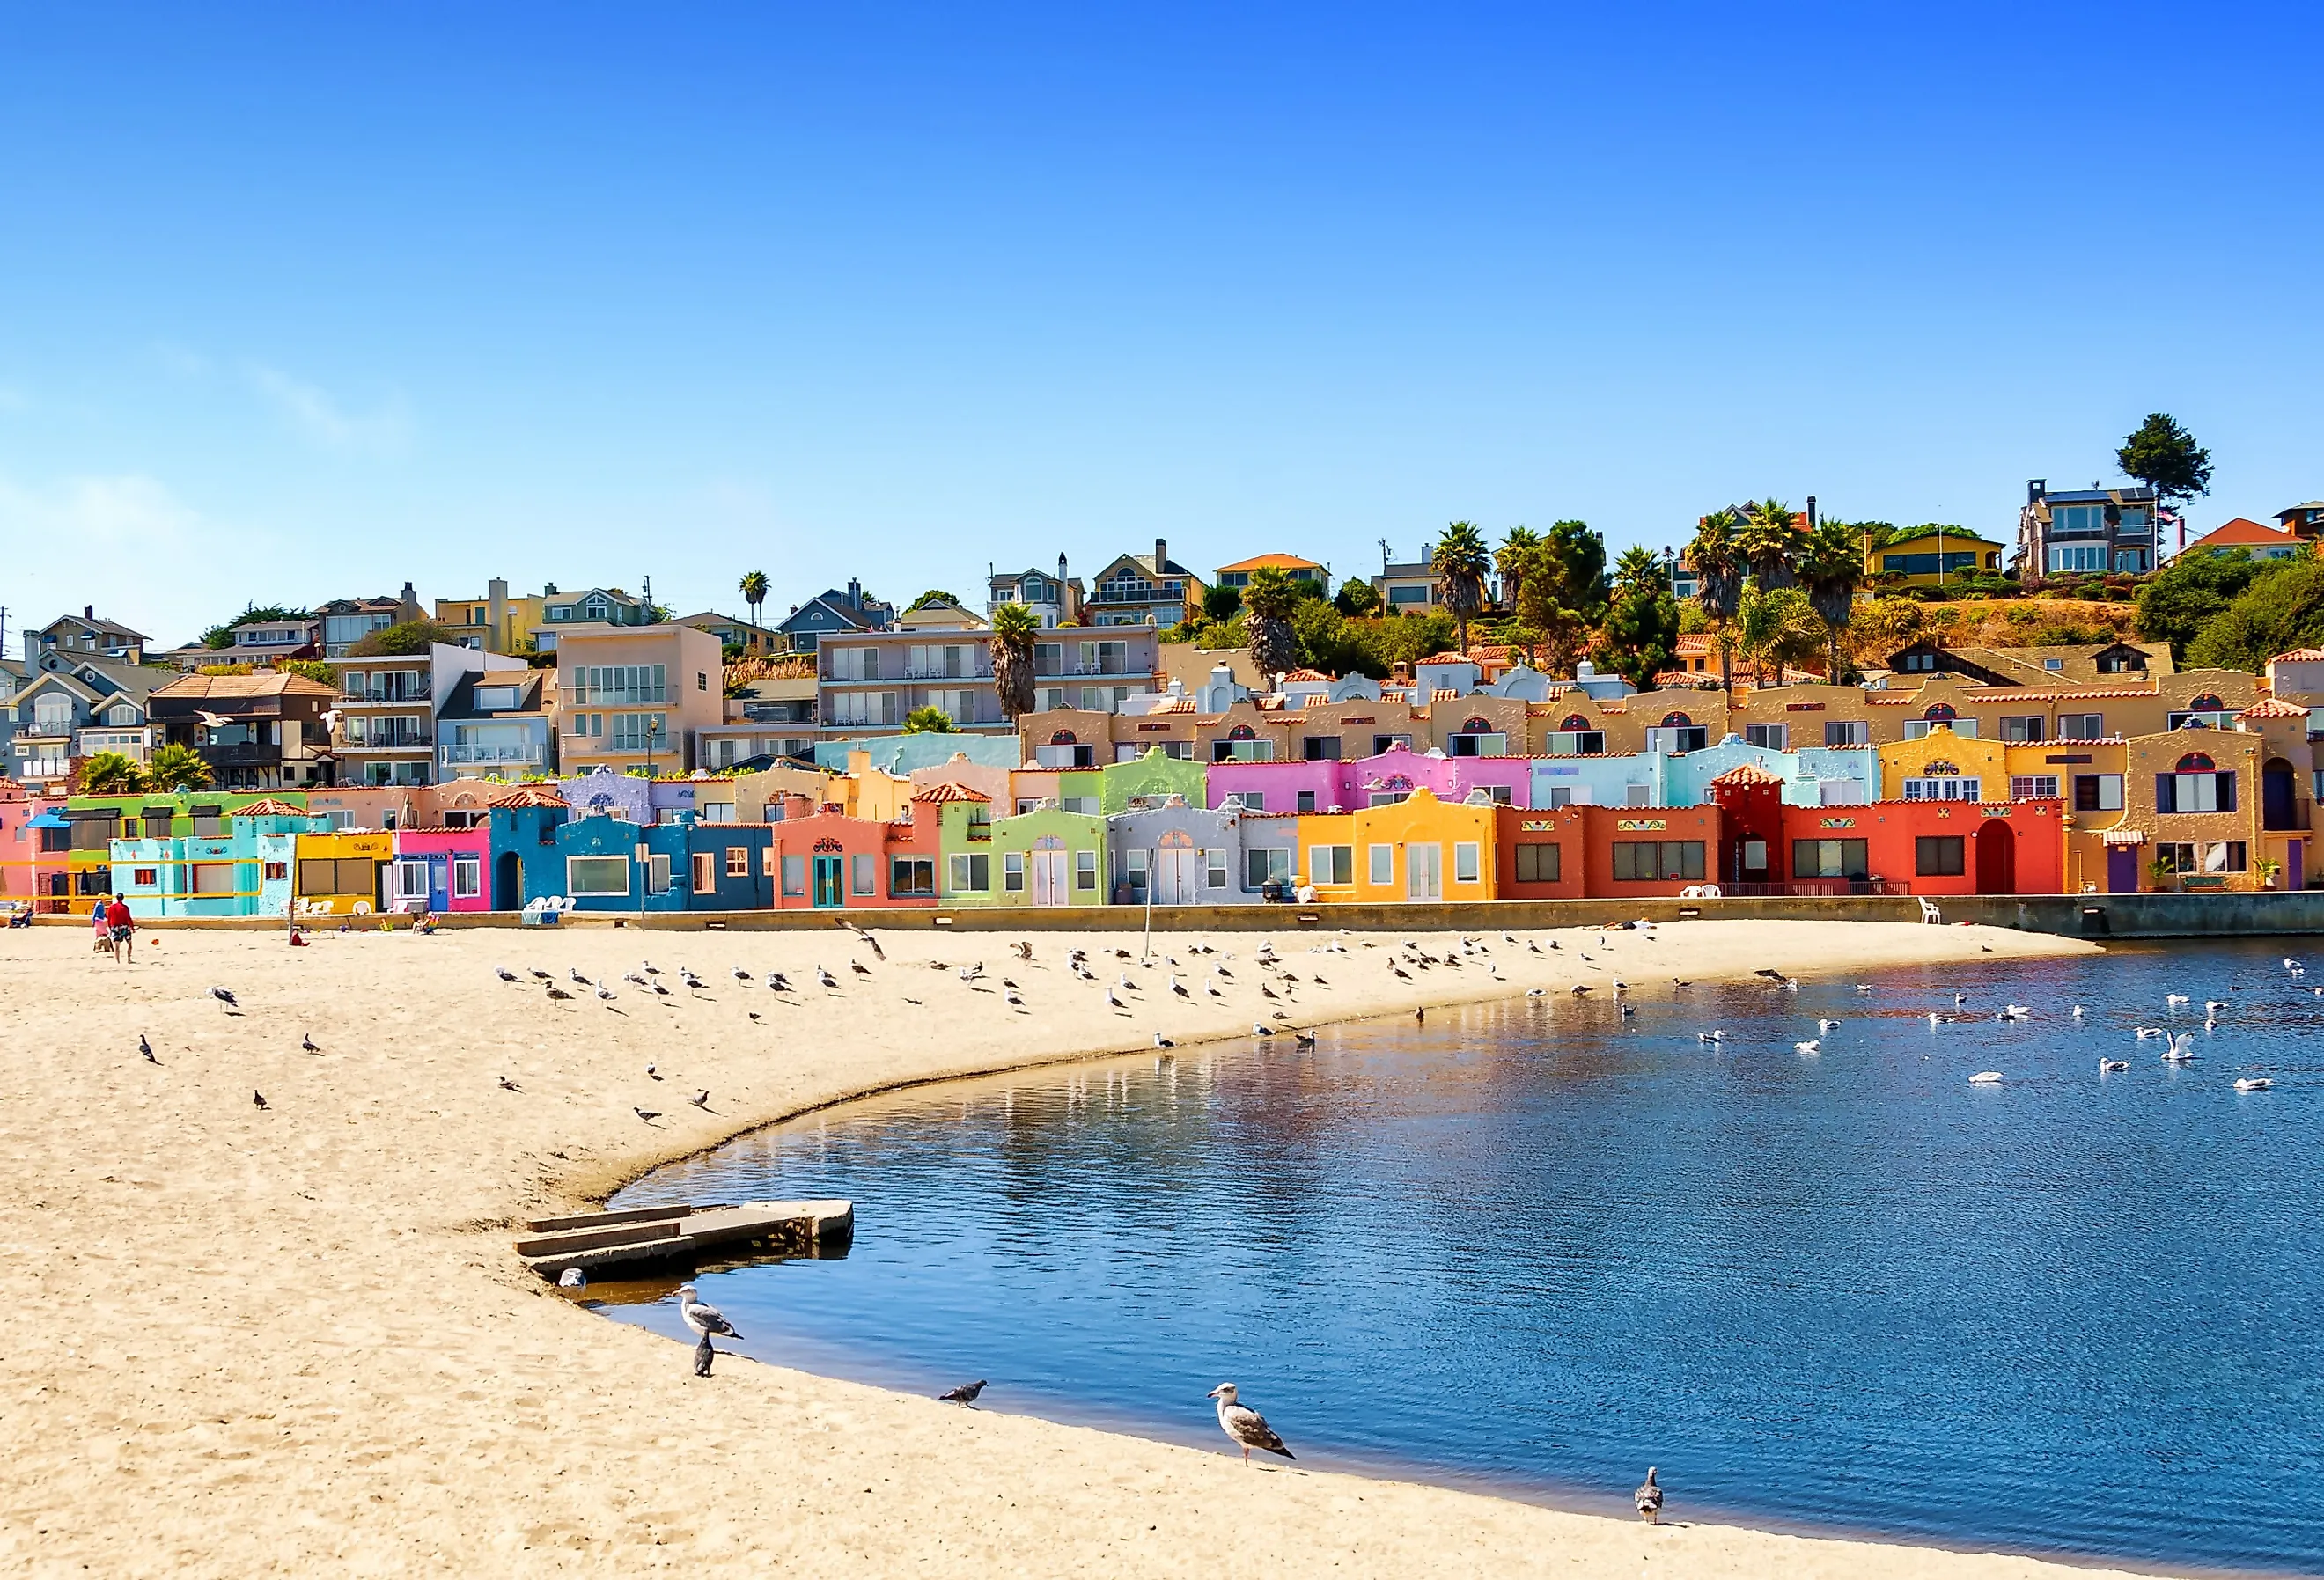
1916 897 1943 924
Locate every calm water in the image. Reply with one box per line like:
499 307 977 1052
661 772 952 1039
605 937 2324 1575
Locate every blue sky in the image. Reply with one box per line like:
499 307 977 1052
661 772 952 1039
2 4 2317 644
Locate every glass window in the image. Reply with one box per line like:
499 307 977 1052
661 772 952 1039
2009 775 2060 800
2000 717 2045 743
1304 737 1342 761
2059 714 2104 739
1077 849 1097 890
1003 852 1026 892
1296 790 1319 813
852 853 876 894
1245 847 1292 887
1513 841 1560 884
1206 848 1229 888
782 856 806 897
1310 845 1353 885
1916 836 1966 877
566 856 631 896
1743 724 1788 750
1791 839 1868 879
1902 777 1982 802
452 857 482 899
1611 841 1703 881
1367 843 1393 885
891 857 936 897
1453 842 1481 883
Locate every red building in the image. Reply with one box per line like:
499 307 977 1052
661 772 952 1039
763 790 943 909
1495 804 1726 900
1708 764 2064 896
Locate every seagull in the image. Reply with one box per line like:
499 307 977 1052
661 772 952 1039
597 984 616 1002
624 970 651 988
1172 974 1190 999
2166 994 2190 1007
1635 1466 1665 1525
694 1336 717 1378
959 963 984 983
252 1089 268 1109
1698 1031 1725 1045
544 984 572 1000
938 1380 989 1405
530 968 554 981
1153 1033 1175 1049
1927 1013 1953 1027
210 986 238 1008
850 960 873 977
1293 1029 1317 1049
677 1283 740 1342
768 973 791 993
1570 984 1593 996
1817 1019 1842 1033
2164 1034 2196 1063
570 967 592 986
642 961 662 975
1526 988 1547 997
2204 1000 2229 1014
1997 1005 2030 1021
1969 1071 2003 1084
1119 974 1139 992
1953 992 1968 1007
689 1089 710 1108
1854 984 1872 995
1795 1040 1820 1055
2235 1077 2274 1091
1208 1384 1294 1465
2100 1059 2129 1072
731 966 752 981
645 1062 660 1079
496 966 521 982
195 709 232 730
1252 1023 1274 1037
1672 977 1692 988
137 1034 157 1063
301 1032 320 1053
1004 988 1024 1008
1260 983 1280 1000
634 1106 661 1123
2135 1027 2166 1040
499 1075 521 1091
1389 962 1411 981
2072 1006 2086 1019
1107 989 1125 1010
1415 1007 1426 1024
558 1267 586 1290
817 966 840 989
1755 969 1790 983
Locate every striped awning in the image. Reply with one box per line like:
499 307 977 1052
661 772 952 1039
2100 828 2146 846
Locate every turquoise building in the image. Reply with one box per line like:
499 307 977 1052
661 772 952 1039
109 800 325 918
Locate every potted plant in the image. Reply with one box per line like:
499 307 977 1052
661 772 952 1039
2256 856 2284 890
2147 856 2178 893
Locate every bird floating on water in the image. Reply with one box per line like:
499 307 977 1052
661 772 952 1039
1635 1466 1664 1524
1252 1023 1275 1037
1293 1029 1317 1049
1153 1033 1174 1049
2163 1034 2197 1063
1969 1071 2003 1084
1817 1018 1842 1033
2235 1077 2274 1091
1795 1040 1820 1055
2100 1059 2129 1073
2072 1005 2086 1019
2136 1027 2165 1040
1997 1005 2031 1021
2166 994 2191 1007
1208 1384 1294 1465
1698 1030 1725 1044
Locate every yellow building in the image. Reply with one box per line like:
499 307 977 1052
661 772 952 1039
292 829 393 915
2002 738 2129 893
434 581 548 655
1875 725 2007 805
1868 527 2005 589
1297 788 1498 904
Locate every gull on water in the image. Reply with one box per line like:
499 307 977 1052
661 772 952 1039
1969 1072 2004 1084
2235 1077 2274 1091
1697 1030 1725 1045
1208 1384 1295 1465
2100 1059 2129 1072
1795 1040 1820 1055
2163 1034 2197 1063
1252 1023 1275 1037
2166 994 2191 1007
1817 1018 1842 1033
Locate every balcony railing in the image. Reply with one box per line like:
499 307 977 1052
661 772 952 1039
341 729 434 749
439 742 542 765
2264 807 2312 833
1719 878 1913 897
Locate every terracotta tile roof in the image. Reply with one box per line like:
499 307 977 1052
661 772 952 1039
913 781 990 804
2186 517 2298 550
151 672 337 700
2239 697 2309 719
1430 688 1461 702
1148 698 1200 714
2273 649 2324 663
231 797 307 818
1710 762 1786 787
489 786 568 809
1280 668 1331 682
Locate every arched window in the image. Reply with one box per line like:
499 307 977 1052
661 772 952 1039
2188 693 2224 711
1048 729 1078 746
1228 724 1256 741
1660 711 1694 728
1461 716 1493 734
1923 703 1957 722
2175 753 2216 773
1561 714 1592 731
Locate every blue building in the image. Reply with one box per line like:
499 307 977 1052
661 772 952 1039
534 812 774 911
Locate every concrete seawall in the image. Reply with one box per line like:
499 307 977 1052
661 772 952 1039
45 892 2324 938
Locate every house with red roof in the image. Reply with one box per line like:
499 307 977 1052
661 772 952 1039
2175 517 2307 565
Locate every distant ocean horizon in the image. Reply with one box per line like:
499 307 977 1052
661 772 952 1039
607 939 2324 1576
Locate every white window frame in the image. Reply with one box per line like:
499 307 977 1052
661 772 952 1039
566 856 631 897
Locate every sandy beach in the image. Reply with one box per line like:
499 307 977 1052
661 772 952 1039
0 914 2169 1579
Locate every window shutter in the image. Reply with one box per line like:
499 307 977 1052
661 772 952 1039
2217 772 2237 812
2155 775 2173 813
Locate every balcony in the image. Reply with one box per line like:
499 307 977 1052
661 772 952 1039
440 742 545 766
340 729 434 750
340 682 431 703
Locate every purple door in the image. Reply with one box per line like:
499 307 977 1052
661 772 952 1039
2292 841 2306 892
2107 845 2139 893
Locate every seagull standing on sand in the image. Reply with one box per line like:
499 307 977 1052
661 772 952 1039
1635 1466 1665 1524
678 1283 740 1346
210 986 238 1009
1208 1384 1295 1465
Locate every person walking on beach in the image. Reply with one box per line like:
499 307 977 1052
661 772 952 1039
107 894 136 965
91 900 113 956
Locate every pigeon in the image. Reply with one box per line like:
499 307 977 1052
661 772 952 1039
634 1106 662 1123
690 1089 710 1108
694 1335 717 1378
210 987 238 1008
138 1034 157 1063
1208 1384 1294 1465
252 1089 268 1109
301 1033 320 1054
496 966 521 982
558 1267 586 1290
939 1380 989 1405
1635 1467 1664 1524
499 1075 521 1091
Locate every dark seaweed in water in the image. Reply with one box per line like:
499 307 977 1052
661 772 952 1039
607 939 2324 1576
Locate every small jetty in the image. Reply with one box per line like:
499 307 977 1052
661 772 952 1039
516 1199 853 1279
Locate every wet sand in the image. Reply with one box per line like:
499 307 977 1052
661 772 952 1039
1 916 2163 1578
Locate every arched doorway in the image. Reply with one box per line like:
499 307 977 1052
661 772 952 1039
494 850 522 910
1975 820 2015 894
2263 757 2298 831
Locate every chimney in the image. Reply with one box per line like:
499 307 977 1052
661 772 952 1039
1057 552 1068 584
847 578 862 608
84 605 93 620
400 581 416 613
1806 496 1818 529
1153 538 1168 570
2027 479 2047 504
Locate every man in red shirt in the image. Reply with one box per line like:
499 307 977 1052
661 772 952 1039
106 894 135 964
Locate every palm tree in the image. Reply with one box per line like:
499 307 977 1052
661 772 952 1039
1735 498 1802 589
1798 519 1870 680
147 742 213 791
1241 567 1300 687
79 750 145 794
1686 508 1746 694
901 705 957 734
1495 525 1540 616
1432 521 1490 655
739 570 770 627
990 602 1040 722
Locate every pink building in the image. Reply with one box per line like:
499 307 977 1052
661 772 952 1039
1207 743 1533 815
0 780 70 912
762 792 940 909
390 824 495 912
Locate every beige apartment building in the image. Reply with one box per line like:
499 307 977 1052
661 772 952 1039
553 622 724 776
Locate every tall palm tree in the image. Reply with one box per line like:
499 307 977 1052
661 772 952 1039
1241 566 1300 687
1798 519 1870 681
739 570 770 628
1431 521 1490 655
1686 508 1746 694
990 602 1040 722
1734 498 1802 590
1495 525 1540 616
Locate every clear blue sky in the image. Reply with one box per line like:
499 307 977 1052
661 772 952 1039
2 4 2317 645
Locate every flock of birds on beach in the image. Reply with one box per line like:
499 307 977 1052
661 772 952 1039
109 915 2295 1528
